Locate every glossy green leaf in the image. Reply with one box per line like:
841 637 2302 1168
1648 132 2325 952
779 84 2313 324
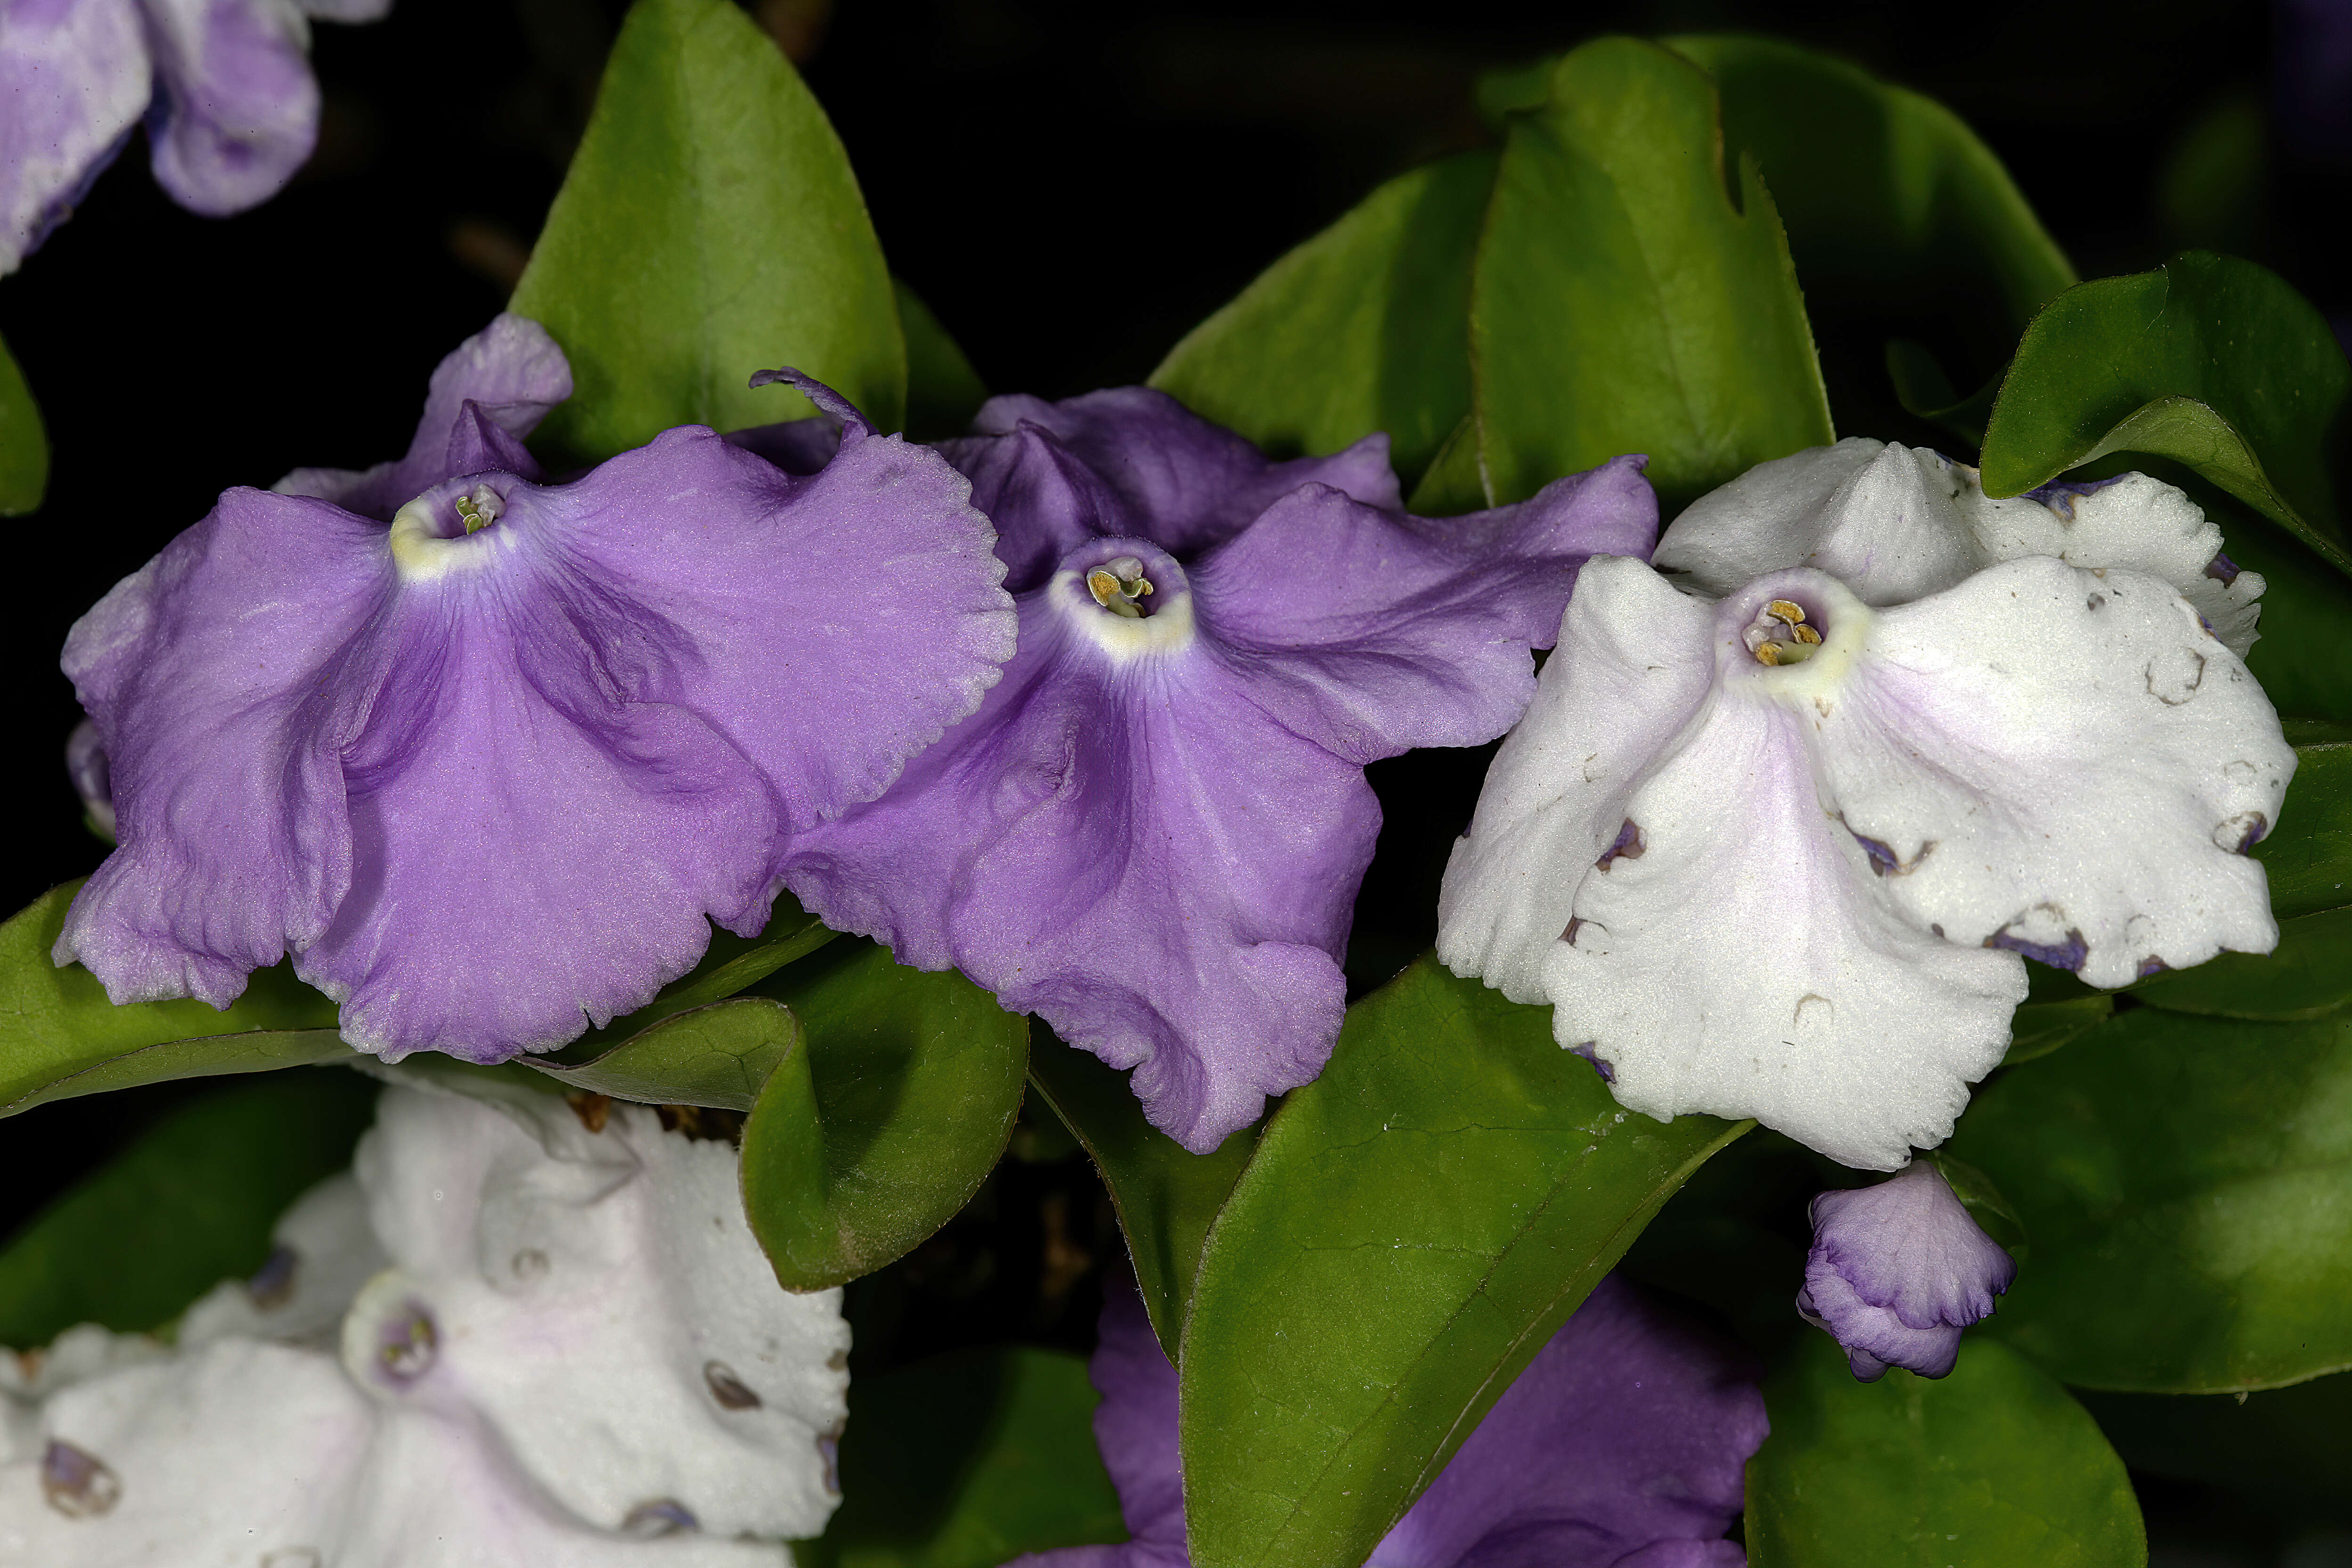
2223 514 2352 720
1978 253 2351 574
896 278 988 441
1177 957 1746 1568
2001 995 2114 1067
1026 1036 1259 1355
2128 906 2352 1020
0 328 47 517
510 0 903 459
741 940 1029 1290
0 1070 378 1347
5 1028 358 1120
525 996 802 1111
0 882 342 1115
2078 1372 2352 1509
1149 151 1491 488
798 1347 1123 1568
2255 741 2352 918
1951 1005 2352 1390
1746 1335 2144 1568
1467 37 1832 511
1667 34 2074 338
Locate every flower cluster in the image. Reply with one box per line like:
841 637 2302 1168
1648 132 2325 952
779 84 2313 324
0 1076 850 1563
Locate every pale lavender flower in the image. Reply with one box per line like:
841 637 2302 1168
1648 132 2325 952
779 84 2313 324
1798 1160 2017 1380
0 0 392 276
54 325 1014 1063
1007 1272 1762 1568
1439 439 2295 1169
782 389 1658 1153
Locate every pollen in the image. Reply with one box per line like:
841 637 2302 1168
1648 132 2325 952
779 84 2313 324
1749 598 1825 665
1086 556 1155 618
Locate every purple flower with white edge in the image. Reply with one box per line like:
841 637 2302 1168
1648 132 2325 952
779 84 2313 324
782 388 1658 1152
0 0 393 277
54 323 1015 1064
1438 438 2295 1169
1007 1271 1763 1568
1798 1159 2017 1380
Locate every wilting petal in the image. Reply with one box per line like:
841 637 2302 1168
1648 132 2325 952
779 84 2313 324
55 490 380 1007
1536 569 2028 1170
277 314 573 519
347 1084 851 1540
1010 1275 1759 1568
948 388 1403 564
1798 1160 2017 1380
0 0 150 275
1437 555 1713 1005
1814 555 2292 987
142 0 320 217
1657 439 2266 656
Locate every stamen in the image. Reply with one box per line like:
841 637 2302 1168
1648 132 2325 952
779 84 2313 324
1086 555 1155 618
1747 597 1826 666
451 483 504 535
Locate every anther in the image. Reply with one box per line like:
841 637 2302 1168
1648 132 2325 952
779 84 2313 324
1748 597 1826 666
1086 556 1154 618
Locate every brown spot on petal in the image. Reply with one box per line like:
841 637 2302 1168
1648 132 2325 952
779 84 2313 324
41 1440 120 1518
567 1093 612 1134
705 1361 762 1410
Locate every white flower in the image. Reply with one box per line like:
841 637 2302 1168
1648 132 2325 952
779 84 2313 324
0 1076 848 1564
1437 440 2295 1170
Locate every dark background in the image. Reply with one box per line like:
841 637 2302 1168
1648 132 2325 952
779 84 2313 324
2 2 2346 1560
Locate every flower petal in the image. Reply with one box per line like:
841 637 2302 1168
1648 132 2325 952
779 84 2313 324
0 0 149 275
1437 555 1714 1005
276 314 573 520
956 388 1403 559
1541 574 2027 1169
1195 457 1657 760
1368 1277 1763 1568
142 0 319 217
56 490 379 1007
1816 555 2293 988
1657 439 2266 655
787 558 1360 1153
348 1084 852 1541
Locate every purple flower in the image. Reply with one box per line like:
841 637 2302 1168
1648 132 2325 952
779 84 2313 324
781 389 1657 1152
1009 1272 1763 1568
0 0 390 276
1798 1160 2017 1381
54 322 1015 1063
1439 439 2295 1168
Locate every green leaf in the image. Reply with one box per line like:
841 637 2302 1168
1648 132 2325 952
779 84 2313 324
510 0 904 459
0 882 342 1116
525 996 802 1111
1176 956 1746 1568
2078 1372 2352 1510
1746 1335 2145 1568
2001 995 2114 1067
1666 34 2074 341
1928 1151 2029 1258
1886 339 1998 449
564 895 836 1055
1026 1036 1259 1356
2255 740 2352 918
1951 1005 2352 1391
1149 151 1492 489
0 1069 379 1347
2127 905 2352 1020
1977 253 2352 575
797 1347 1124 1568
5 1028 358 1120
740 940 1029 1290
0 328 47 517
2223 514 2352 720
896 278 989 441
1467 37 1833 511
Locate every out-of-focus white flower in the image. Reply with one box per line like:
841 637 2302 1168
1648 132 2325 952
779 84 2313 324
0 1075 849 1564
1438 440 2295 1170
